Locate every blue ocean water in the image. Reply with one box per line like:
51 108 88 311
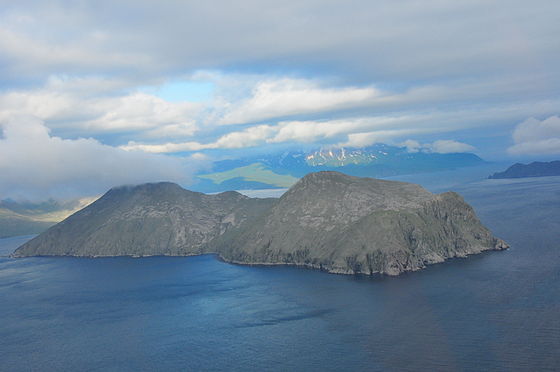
1 175 559 371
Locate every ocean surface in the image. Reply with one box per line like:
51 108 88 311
1 173 559 371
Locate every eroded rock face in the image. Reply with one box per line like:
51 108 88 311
14 173 508 276
213 172 508 275
14 182 275 257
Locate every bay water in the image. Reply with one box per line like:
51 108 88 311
1 174 559 371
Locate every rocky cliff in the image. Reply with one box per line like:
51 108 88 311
14 182 274 257
14 173 508 276
212 172 508 275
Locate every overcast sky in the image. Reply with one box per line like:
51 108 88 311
1 0 559 199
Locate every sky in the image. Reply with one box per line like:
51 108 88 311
1 0 559 199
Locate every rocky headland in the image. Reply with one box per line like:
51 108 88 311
489 160 560 179
14 172 508 276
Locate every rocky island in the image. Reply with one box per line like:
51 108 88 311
489 160 560 179
14 172 508 276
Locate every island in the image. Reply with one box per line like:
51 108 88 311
13 171 508 276
489 160 560 179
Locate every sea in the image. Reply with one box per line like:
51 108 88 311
1 168 559 371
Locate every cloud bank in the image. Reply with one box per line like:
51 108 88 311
0 116 207 200
401 140 475 154
508 116 560 155
218 78 379 125
0 79 201 139
2 1 559 85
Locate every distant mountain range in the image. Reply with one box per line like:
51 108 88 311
191 144 484 192
489 160 560 179
0 197 96 238
15 172 508 276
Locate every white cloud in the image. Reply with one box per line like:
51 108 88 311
0 81 201 138
3 71 560 157
121 118 391 153
508 116 560 155
400 140 423 153
82 93 199 134
4 71 557 164
218 78 379 125
120 96 560 155
270 117 415 144
2 1 559 88
400 139 476 154
430 140 476 154
119 112 485 154
121 141 208 153
0 115 208 199
121 125 276 153
508 138 560 156
342 130 419 148
121 116 427 153
214 125 277 148
0 25 153 81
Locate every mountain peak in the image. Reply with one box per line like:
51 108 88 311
300 170 354 181
289 171 429 200
108 182 183 193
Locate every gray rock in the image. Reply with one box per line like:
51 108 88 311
14 182 274 257
14 172 508 276
213 172 508 275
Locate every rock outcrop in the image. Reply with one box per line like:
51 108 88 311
212 172 508 275
14 172 508 276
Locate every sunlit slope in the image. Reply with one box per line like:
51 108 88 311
0 197 97 238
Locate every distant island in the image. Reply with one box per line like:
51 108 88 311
14 172 508 276
489 160 560 179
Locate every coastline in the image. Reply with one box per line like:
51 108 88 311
10 243 508 277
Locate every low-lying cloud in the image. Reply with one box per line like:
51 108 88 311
122 115 477 156
401 139 476 154
0 116 207 200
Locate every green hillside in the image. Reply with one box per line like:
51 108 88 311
198 163 299 188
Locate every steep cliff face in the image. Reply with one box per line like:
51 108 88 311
14 182 275 257
324 192 508 275
14 173 508 276
213 173 508 275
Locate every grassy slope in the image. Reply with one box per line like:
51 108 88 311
198 163 299 188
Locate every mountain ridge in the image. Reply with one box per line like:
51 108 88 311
192 144 484 193
14 172 508 276
489 160 560 179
